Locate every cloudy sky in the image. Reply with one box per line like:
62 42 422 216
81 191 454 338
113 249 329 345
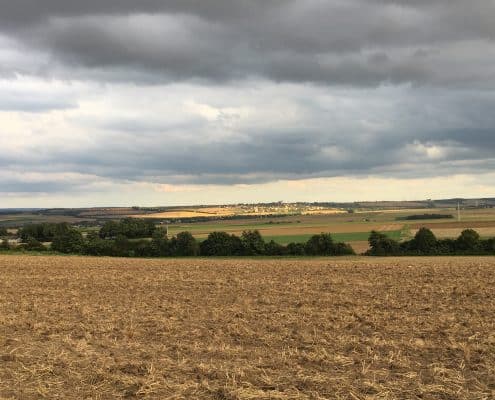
1 0 495 207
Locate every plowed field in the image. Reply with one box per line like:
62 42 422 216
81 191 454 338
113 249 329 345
1 255 494 399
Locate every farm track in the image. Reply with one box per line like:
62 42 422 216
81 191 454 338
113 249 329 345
1 255 495 399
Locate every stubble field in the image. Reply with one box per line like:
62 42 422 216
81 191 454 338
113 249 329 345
1 255 495 399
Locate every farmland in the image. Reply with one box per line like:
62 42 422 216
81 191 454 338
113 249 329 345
164 207 495 248
1 255 495 399
3 205 495 253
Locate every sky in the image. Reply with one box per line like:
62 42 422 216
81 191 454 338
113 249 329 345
1 0 495 207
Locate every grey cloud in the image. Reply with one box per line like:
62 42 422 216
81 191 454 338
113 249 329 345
0 180 76 194
0 1 494 87
8 111 495 188
0 91 76 112
1 1 495 195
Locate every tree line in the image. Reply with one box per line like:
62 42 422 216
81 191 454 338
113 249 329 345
3 221 355 257
367 227 495 255
3 220 495 257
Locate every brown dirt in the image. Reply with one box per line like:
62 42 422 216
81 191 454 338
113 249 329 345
1 255 494 399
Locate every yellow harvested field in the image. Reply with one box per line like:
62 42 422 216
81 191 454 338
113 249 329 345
134 207 347 219
1 255 495 399
133 207 235 219
301 209 347 215
134 207 281 219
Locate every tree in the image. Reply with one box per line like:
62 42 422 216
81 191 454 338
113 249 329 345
408 227 437 254
112 234 132 256
99 218 156 239
99 221 120 239
173 232 199 256
484 238 495 254
287 242 306 256
83 233 114 256
19 222 70 242
149 229 170 256
51 229 84 254
0 227 8 237
200 231 240 256
241 230 266 255
456 229 481 252
265 240 287 256
333 242 355 256
367 231 401 256
305 233 335 256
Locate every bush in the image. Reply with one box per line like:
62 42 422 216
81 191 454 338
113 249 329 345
287 242 306 256
333 242 355 256
265 240 287 256
484 238 495 253
436 238 456 255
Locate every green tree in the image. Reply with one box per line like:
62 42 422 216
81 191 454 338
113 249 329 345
287 242 306 256
51 230 84 254
484 238 495 254
456 229 481 252
367 231 401 256
265 240 287 256
333 242 355 256
173 232 199 256
200 231 240 256
409 227 437 254
305 233 335 256
149 229 170 256
241 230 266 255
99 221 120 239
19 222 70 242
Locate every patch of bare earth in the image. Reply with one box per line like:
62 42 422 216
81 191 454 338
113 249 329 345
1 255 494 399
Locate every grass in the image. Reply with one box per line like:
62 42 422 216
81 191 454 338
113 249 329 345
1 255 494 399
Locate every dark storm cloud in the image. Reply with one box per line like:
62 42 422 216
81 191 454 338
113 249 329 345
0 0 494 86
